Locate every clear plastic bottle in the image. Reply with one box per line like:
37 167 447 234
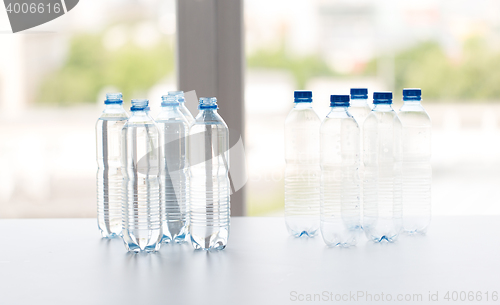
96 93 129 238
169 91 195 125
156 95 190 243
188 97 230 250
399 88 431 234
349 88 371 231
284 91 321 237
320 95 360 247
349 88 372 126
363 92 403 242
121 99 162 252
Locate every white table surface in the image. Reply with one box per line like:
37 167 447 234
0 217 498 305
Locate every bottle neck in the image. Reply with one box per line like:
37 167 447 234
104 103 124 110
161 104 180 110
293 102 313 109
373 104 394 111
103 103 126 114
329 106 349 112
326 106 350 118
159 105 183 117
400 100 425 112
195 108 223 123
350 98 369 107
130 109 150 118
402 100 422 106
199 108 218 114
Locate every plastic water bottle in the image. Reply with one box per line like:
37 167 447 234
349 88 372 125
285 91 321 237
96 93 129 238
349 88 371 230
169 91 195 125
320 95 361 247
121 99 162 252
363 92 402 242
156 94 190 243
188 97 230 250
399 88 431 234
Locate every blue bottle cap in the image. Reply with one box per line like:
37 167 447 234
161 95 179 107
199 97 218 110
168 91 185 103
330 95 350 107
294 91 312 103
403 88 422 101
373 92 393 104
130 99 149 111
105 93 123 104
350 88 368 99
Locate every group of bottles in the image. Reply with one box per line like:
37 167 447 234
284 88 431 246
96 91 230 252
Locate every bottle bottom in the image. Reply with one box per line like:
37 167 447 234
363 217 402 243
285 216 320 238
125 242 161 253
323 238 358 248
161 220 189 244
403 226 429 235
320 221 360 247
365 232 400 243
190 226 229 251
403 217 430 235
122 228 162 253
162 233 189 244
98 217 122 239
100 231 120 239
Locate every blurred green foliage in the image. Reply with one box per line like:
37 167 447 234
248 37 500 101
38 32 174 105
247 47 336 89
367 37 500 101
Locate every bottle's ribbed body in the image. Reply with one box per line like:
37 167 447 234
96 112 128 238
122 115 162 253
321 165 360 246
401 161 431 233
157 108 190 243
399 104 432 234
285 103 321 237
320 108 361 247
161 170 189 243
189 109 230 250
348 99 371 230
363 105 403 242
189 170 230 250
